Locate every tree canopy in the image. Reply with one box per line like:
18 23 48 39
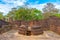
0 12 4 20
1 3 60 21
42 3 59 13
42 3 59 19
6 7 43 21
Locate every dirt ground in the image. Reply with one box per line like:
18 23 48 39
0 30 60 40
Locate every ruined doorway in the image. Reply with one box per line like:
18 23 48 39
26 31 31 36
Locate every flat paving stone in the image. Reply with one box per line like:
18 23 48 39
0 30 60 40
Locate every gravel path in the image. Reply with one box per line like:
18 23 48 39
0 30 60 40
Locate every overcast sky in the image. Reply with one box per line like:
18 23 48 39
0 0 60 15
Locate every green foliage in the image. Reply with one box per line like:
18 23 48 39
7 7 43 21
0 12 4 19
42 3 59 19
30 8 43 20
53 14 60 18
43 3 59 13
4 6 44 22
5 8 17 21
16 8 43 21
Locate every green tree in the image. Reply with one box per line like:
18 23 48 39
6 8 17 21
31 8 43 20
0 12 4 19
7 7 43 21
14 7 43 21
43 3 58 13
42 3 59 19
53 13 60 18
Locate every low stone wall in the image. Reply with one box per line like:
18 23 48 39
56 27 60 34
10 16 60 35
18 25 43 35
18 25 28 35
0 25 12 34
48 16 60 35
31 26 43 35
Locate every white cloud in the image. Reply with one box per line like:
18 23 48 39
0 0 60 15
27 3 46 12
54 3 60 9
28 3 60 12
3 0 26 6
0 0 27 15
0 4 12 15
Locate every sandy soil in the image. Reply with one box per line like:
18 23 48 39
0 30 60 40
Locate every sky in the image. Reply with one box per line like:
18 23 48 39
0 0 60 15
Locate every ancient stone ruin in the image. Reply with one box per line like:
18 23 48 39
0 20 11 34
0 16 60 36
18 20 43 36
18 16 60 36
18 25 43 35
49 16 60 34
